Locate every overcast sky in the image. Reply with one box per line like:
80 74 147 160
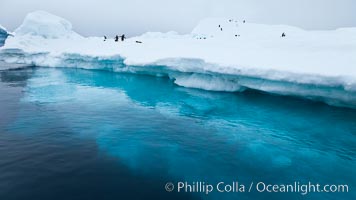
0 0 355 36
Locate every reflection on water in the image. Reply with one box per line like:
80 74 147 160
0 67 355 200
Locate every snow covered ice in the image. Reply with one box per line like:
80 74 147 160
14 11 81 39
1 11 356 108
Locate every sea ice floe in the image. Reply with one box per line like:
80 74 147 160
1 11 356 108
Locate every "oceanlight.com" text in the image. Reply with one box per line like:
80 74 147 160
164 181 349 195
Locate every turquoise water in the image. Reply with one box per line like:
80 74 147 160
0 67 355 200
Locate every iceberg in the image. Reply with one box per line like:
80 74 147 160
0 24 9 47
1 11 356 108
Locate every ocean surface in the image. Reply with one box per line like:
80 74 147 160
0 67 355 200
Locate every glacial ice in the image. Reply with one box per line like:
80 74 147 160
1 11 356 108
0 24 8 35
0 24 9 47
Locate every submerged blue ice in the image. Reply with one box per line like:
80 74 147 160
1 49 356 108
4 67 354 200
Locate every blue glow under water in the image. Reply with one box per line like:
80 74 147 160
0 67 355 200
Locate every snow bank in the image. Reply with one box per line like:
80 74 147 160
14 10 81 39
192 18 305 39
139 31 183 39
1 11 356 108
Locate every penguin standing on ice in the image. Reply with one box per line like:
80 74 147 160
120 34 126 41
115 35 119 42
281 32 286 37
104 36 107 41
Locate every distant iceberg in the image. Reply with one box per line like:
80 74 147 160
1 11 356 108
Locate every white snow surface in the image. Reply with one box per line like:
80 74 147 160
1 11 356 107
14 11 81 39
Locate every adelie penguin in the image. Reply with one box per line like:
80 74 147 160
121 34 126 42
